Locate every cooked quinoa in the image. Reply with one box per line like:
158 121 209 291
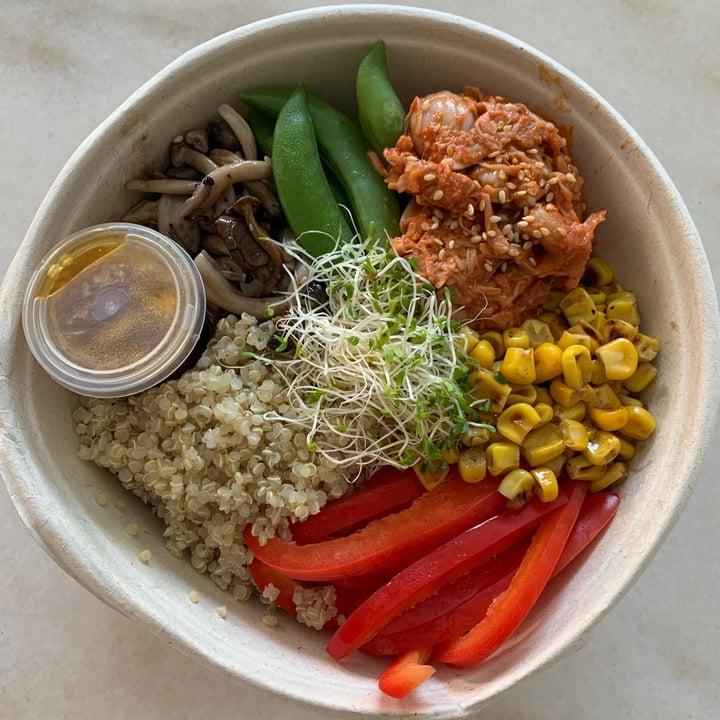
73 313 351 607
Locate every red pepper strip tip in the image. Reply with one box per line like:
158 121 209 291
326 487 570 660
433 481 587 668
378 647 436 699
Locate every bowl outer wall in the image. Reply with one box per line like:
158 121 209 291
1 4 718 718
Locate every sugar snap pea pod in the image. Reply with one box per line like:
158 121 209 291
272 85 354 257
245 107 276 157
241 86 400 242
356 40 406 157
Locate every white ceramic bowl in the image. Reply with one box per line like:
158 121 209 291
1 5 718 717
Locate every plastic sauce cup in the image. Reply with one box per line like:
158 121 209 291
22 222 206 397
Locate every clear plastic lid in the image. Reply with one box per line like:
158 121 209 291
22 222 206 397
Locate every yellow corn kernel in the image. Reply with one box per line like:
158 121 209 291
531 467 559 502
559 418 589 451
589 308 607 335
585 287 607 308
469 339 496 368
560 286 597 325
497 403 543 445
596 337 639 380
583 256 614 287
507 384 538 406
441 445 460 465
588 405 629 432
521 318 555 347
457 447 487 483
588 462 628 493
621 405 656 440
553 400 586 422
549 377 583 407
633 333 660 362
534 402 554 426
458 325 481 353
534 342 563 383
618 393 644 407
583 430 622 465
590 358 608 385
414 462 449 490
500 346 536 385
480 331 504 357
566 455 607 481
617 436 636 462
603 318 638 343
498 468 535 504
468 366 512 412
503 327 530 349
460 424 491 448
561 344 592 389
521 423 565 466
539 311 568 340
557 327 596 353
534 386 553 406
543 452 567 477
486 442 520 476
584 382 622 409
623 362 658 393
606 291 640 325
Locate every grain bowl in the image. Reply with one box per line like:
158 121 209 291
1 4 718 717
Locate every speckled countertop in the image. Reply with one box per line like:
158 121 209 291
1 1 719 718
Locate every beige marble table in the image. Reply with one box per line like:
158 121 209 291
1 1 718 718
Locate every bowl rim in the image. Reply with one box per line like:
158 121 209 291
2 4 719 717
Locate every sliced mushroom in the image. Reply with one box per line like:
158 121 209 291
158 194 202 254
194 251 289 319
218 104 257 160
122 199 160 227
184 128 209 153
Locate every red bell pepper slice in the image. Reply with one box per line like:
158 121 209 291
243 473 507 582
377 646 436 699
363 490 620 656
290 466 425 544
326 487 571 660
247 558 308 616
433 481 587 668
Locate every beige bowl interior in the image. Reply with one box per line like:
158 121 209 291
1 5 718 718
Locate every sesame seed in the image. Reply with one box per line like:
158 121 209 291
139 549 152 563
448 220 459 230
506 181 517 190
532 229 543 239
523 215 535 222
448 240 456 249
433 190 444 201
566 172 577 182
471 235 482 243
508 245 521 257
501 261 508 272
467 204 475 217
486 230 497 238
502 224 513 235
488 150 500 158
557 227 568 236
498 190 507 203
438 248 446 260
523 240 534 250
528 148 539 154
516 220 529 229
489 215 501 224
548 176 559 185
424 173 436 182
421 222 431 231
431 221 439 230
189 590 200 604
433 237 444 246
529 256 537 266
484 261 494 272
546 202 556 211
540 227 551 237
479 199 486 211
546 192 555 202
446 144 455 156
499 170 507 180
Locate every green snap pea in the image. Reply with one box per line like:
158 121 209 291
272 85 354 257
355 40 406 157
245 107 276 157
241 86 400 242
